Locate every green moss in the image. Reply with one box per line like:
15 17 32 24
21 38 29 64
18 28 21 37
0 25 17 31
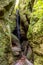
34 54 43 65
0 21 13 65
19 0 31 23
27 0 43 65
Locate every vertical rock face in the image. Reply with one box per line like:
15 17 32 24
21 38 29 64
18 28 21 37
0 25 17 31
0 0 16 31
13 0 34 64
27 0 43 65
19 0 32 40
0 21 14 65
0 0 16 65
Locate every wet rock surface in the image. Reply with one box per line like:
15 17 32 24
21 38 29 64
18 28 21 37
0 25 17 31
14 56 33 65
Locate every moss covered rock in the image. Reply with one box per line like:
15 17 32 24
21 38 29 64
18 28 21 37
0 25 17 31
0 21 14 65
0 0 16 64
27 0 43 65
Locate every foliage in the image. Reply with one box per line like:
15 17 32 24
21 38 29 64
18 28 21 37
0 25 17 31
0 21 12 65
0 0 43 65
30 0 43 23
27 0 43 65
0 0 16 65
27 19 43 38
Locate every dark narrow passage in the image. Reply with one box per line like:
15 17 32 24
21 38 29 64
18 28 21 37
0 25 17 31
12 10 28 43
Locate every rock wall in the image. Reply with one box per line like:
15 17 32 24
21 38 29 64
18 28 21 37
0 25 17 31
0 0 16 65
27 0 43 65
0 0 43 65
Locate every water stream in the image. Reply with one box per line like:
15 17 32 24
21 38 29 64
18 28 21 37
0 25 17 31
16 10 21 41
